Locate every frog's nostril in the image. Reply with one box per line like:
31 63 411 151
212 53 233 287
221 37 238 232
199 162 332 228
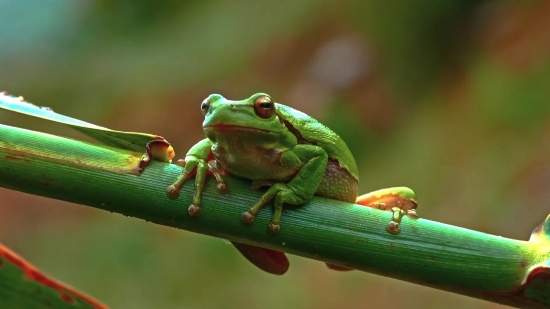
230 104 235 108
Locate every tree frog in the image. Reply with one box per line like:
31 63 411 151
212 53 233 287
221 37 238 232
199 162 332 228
163 93 418 274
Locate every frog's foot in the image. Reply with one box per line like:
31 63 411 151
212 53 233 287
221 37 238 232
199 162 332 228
208 163 228 194
137 137 175 173
356 187 418 235
241 183 306 234
383 207 406 234
166 156 227 217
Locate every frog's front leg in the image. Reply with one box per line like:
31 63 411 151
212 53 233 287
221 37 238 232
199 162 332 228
355 187 418 234
166 138 228 216
241 145 328 234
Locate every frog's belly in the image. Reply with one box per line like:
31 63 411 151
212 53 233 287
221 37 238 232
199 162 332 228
213 145 300 181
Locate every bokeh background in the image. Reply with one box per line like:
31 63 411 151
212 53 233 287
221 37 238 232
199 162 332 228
1 0 550 308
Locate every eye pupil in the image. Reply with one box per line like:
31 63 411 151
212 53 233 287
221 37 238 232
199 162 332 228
200 100 210 116
253 95 275 118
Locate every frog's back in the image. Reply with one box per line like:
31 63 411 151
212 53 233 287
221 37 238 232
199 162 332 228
275 103 359 202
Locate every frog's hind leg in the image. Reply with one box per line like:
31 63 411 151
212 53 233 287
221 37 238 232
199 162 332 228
241 183 306 234
355 187 419 235
242 145 329 234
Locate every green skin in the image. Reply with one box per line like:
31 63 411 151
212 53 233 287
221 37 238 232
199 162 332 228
166 93 417 274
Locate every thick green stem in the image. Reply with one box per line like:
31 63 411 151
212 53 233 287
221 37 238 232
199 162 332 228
0 123 548 308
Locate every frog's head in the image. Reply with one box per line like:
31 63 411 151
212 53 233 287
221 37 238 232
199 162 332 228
201 93 287 137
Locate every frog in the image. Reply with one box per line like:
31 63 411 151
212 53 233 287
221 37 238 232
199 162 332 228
161 93 418 275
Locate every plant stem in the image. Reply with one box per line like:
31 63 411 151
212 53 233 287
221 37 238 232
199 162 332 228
0 123 548 308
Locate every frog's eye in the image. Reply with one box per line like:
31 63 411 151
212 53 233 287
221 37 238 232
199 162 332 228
200 99 210 116
254 96 274 118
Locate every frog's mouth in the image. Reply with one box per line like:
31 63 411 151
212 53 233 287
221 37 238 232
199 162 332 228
204 124 280 134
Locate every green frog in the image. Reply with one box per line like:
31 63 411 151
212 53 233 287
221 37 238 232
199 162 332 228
164 93 418 274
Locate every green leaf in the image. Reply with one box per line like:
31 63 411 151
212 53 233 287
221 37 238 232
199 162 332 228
0 242 108 309
0 92 167 152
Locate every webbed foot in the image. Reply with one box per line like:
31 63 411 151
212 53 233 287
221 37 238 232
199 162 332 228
241 211 256 224
268 222 280 235
188 203 202 217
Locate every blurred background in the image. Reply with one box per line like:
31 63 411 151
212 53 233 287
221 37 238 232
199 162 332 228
1 0 550 308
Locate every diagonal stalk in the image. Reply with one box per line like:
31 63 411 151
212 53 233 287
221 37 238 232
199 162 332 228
0 123 548 308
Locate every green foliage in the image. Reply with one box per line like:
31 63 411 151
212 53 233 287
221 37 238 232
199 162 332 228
0 243 107 309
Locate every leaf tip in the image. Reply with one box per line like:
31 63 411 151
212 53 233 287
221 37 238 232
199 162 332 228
530 214 550 243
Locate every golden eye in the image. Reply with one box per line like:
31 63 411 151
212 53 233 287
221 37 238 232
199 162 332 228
200 98 210 116
254 96 274 118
